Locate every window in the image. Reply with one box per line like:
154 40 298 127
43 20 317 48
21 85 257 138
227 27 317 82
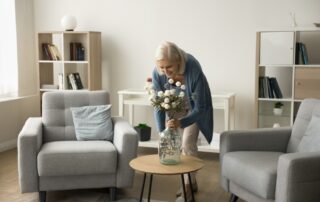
0 0 18 97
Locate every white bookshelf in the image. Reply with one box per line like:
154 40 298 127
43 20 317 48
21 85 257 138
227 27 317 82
255 29 320 128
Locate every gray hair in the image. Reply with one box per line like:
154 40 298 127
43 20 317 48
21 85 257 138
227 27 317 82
155 41 186 75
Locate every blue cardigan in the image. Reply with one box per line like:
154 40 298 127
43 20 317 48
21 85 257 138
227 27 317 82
152 54 214 143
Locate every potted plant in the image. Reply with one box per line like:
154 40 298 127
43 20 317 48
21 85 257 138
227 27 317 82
134 123 151 141
273 102 284 116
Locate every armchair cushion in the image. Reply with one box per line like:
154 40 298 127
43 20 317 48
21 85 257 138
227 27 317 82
37 141 117 176
222 151 283 199
298 115 320 152
70 105 113 141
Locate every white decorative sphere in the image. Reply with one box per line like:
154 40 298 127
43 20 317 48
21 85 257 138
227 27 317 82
61 15 77 31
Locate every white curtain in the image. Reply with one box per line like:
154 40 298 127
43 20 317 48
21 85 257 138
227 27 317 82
0 0 18 97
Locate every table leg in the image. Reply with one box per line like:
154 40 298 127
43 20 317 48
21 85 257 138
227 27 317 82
119 94 124 117
129 104 134 125
224 100 230 130
188 173 195 202
139 173 147 202
148 174 153 202
181 174 187 202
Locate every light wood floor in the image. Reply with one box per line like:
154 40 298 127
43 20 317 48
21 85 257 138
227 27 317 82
0 148 241 202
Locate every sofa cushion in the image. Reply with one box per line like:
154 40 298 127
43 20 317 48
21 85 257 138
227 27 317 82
298 115 320 152
222 151 283 199
42 91 110 142
288 99 320 152
38 141 117 176
71 105 113 141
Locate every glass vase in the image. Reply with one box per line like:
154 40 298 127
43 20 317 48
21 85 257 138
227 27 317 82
158 127 182 165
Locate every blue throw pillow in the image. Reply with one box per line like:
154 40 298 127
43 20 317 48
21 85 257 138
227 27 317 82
70 105 113 141
297 115 320 152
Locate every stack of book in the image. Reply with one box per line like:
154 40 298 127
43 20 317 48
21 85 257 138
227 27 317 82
295 42 308 64
70 42 85 61
42 43 61 60
259 76 283 98
68 72 84 90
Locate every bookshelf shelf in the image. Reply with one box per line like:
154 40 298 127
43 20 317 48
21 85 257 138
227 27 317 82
255 29 320 128
37 31 101 94
40 88 89 92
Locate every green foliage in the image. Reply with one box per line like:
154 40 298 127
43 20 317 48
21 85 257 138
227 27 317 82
136 123 149 128
274 102 284 108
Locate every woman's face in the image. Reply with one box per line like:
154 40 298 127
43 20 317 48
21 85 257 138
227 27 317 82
156 59 179 78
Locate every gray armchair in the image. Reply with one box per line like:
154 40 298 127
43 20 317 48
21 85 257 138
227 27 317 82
18 91 138 202
220 99 320 202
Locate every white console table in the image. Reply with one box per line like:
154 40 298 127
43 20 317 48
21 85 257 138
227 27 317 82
118 89 236 153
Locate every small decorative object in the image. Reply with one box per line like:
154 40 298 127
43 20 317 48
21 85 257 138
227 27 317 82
314 23 320 28
273 102 284 116
290 12 297 27
146 78 186 165
134 123 151 141
61 15 77 31
273 123 280 128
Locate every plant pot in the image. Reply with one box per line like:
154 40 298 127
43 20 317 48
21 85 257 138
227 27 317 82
273 108 283 116
134 126 151 141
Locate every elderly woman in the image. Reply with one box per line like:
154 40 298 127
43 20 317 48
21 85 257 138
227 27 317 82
152 41 213 201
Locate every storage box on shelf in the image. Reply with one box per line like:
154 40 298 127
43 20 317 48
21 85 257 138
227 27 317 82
37 31 101 94
255 29 320 128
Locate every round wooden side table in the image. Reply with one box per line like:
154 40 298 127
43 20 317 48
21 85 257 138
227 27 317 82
129 154 205 202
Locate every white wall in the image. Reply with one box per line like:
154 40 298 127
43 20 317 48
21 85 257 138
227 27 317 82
33 0 320 131
0 96 40 152
16 0 37 96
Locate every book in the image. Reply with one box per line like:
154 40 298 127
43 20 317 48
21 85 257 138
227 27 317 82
68 73 78 90
70 42 85 61
259 77 264 98
269 77 283 98
73 72 83 89
42 43 52 60
58 73 64 90
51 44 61 60
295 42 301 64
300 43 309 64
267 77 274 98
263 76 270 98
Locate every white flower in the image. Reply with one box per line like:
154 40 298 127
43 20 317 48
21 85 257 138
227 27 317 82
157 91 164 97
161 103 166 108
164 104 170 109
150 89 155 95
179 91 185 97
170 89 176 95
181 85 186 90
164 97 170 103
164 90 170 96
149 95 155 101
168 79 174 84
175 81 181 87
171 102 177 108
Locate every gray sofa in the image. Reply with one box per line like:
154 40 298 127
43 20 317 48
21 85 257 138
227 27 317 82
18 91 138 202
220 99 320 202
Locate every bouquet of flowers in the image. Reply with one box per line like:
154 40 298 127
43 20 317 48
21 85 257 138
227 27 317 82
145 77 186 118
145 77 186 164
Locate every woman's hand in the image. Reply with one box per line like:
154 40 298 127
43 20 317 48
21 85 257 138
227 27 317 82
166 119 181 129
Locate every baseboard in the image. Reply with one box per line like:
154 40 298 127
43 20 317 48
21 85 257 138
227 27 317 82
0 138 17 152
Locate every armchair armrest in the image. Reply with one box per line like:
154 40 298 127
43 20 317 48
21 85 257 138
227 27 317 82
220 127 292 158
112 117 138 188
17 117 43 193
276 151 320 202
